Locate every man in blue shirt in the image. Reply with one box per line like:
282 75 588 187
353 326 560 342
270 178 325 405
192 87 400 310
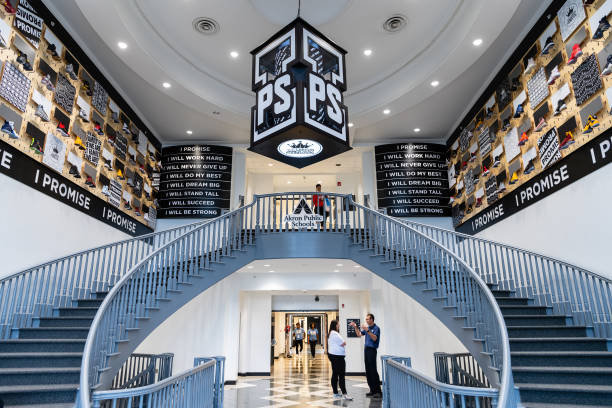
350 313 381 398
293 323 305 355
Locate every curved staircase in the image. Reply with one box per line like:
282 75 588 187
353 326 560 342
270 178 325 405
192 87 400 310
0 193 609 407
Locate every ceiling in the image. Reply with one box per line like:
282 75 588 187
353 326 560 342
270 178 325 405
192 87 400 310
237 258 368 275
44 0 550 146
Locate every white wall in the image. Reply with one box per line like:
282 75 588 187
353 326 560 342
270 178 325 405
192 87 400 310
0 174 130 278
272 295 338 311
475 163 612 279
338 292 369 373
238 292 272 374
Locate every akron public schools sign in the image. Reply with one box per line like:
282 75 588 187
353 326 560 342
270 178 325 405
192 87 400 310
249 17 351 168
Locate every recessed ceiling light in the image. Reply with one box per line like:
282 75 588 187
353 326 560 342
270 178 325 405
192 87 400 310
117 41 128 50
264 264 270 267
353 265 361 268
230 51 239 58
186 130 193 135
287 180 292 184
268 270 275 273
336 263 343 266
268 163 274 167
247 265 254 269
317 180 322 184
414 128 421 132
430 80 440 87
162 82 171 89
363 49 372 56
333 269 340 272
383 109 390 115
473 38 483 46
348 122 354 127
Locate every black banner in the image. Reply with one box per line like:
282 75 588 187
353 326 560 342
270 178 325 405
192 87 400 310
159 145 232 218
15 0 42 49
375 143 450 217
0 139 152 236
456 128 612 234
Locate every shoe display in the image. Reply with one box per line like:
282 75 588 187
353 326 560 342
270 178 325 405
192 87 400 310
111 111 119 123
75 136 86 150
22 60 33 72
79 109 89 122
588 114 600 129
541 36 554 55
493 156 501 167
94 122 104 136
593 16 611 40
82 81 92 96
518 132 529 146
475 120 483 132
554 99 567 116
29 138 42 154
3 0 16 14
41 74 55 91
509 172 519 185
1 120 18 139
497 181 506 193
449 196 455 204
117 168 125 180
525 58 536 75
486 107 494 118
510 77 521 92
104 158 113 170
535 117 547 132
35 104 49 122
16 52 26 64
101 185 110 196
568 44 582 64
123 199 131 210
560 131 574 150
0 31 7 48
502 118 511 131
122 123 130 134
56 122 69 137
134 206 142 217
69 165 81 178
107 132 116 146
603 55 612 75
85 176 96 188
524 159 535 175
547 66 560 84
482 165 490 176
466 205 473 214
476 197 483 208
469 152 477 162
65 64 78 81
513 104 524 118
473 171 480 184
144 212 150 222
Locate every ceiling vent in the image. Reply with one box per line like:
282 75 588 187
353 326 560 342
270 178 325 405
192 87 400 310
383 14 407 33
193 17 219 35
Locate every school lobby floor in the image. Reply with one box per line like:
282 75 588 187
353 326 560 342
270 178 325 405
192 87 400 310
224 351 383 407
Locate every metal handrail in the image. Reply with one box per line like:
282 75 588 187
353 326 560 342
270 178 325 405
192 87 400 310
400 218 612 337
0 217 207 339
91 357 219 407
76 193 514 406
434 352 490 388
382 356 499 408
111 353 174 390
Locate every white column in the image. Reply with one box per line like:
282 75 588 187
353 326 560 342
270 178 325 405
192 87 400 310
361 149 377 208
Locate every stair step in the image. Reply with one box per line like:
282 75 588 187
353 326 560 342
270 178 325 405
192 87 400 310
14 327 90 339
499 305 551 316
491 289 515 297
507 325 593 338
511 351 612 367
495 296 532 306
516 383 612 405
0 367 80 386
75 298 103 307
524 404 612 408
36 316 94 328
0 384 79 405
509 337 612 352
56 307 98 317
504 315 571 326
0 352 82 368
513 366 612 386
0 339 86 353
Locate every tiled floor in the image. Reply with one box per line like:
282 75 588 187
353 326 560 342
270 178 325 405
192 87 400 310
224 352 383 407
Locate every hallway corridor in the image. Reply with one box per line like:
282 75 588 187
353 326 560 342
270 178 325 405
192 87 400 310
224 352 383 407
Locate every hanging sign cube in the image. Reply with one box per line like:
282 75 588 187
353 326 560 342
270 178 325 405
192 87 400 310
250 18 351 168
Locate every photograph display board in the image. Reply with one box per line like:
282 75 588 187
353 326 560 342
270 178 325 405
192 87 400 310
375 143 450 217
159 145 232 218
346 319 360 338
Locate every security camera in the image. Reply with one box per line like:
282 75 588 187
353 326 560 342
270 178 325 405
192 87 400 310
315 295 320 302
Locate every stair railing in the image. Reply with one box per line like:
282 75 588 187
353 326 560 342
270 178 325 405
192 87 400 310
400 219 612 337
434 352 490 388
91 356 224 408
382 356 498 408
111 352 174 390
0 218 208 339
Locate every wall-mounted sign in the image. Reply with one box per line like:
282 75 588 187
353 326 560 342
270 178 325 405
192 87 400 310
375 143 451 217
283 197 323 227
158 145 232 218
346 318 360 338
249 17 351 168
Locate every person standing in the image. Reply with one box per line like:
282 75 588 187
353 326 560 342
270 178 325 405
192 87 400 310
312 184 326 225
350 314 382 398
307 322 319 358
293 323 305 355
327 320 353 400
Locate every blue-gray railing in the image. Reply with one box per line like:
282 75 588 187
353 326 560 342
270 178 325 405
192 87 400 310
434 352 490 389
400 219 612 338
91 356 224 407
73 192 513 406
382 356 499 408
111 353 174 390
0 219 207 339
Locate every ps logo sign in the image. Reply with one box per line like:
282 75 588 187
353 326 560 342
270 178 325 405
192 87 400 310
249 18 351 168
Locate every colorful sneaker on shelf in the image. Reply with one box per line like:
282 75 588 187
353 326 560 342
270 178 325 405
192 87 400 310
588 114 600 129
101 184 110 196
82 81 92 96
602 55 612 75
65 64 78 81
524 159 535 175
560 131 575 150
122 123 130 134
535 117 547 132
593 16 611 40
541 36 554 55
69 165 81 178
482 165 490 177
466 205 473 215
1 120 18 139
449 196 455 204
461 161 468 170
493 155 501 167
35 104 49 122
473 171 480 184
79 108 89 122
85 176 96 188
469 152 477 162
497 181 506 193
22 60 33 72
502 118 511 131
476 197 483 208
3 0 16 14
513 104 524 118
518 132 529 146
29 138 43 154
509 172 519 185
117 168 125 180
123 199 131 210
107 132 116 146
75 136 86 150
475 120 483 132
16 52 26 64
94 122 104 136
134 206 142 217
547 66 560 84
554 100 567 116
56 122 69 137
41 74 55 91
104 158 113 170
568 44 582 64
510 77 521 92
525 58 537 75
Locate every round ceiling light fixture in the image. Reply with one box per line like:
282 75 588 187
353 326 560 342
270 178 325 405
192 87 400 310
162 82 171 89
383 14 407 33
193 17 220 35
430 80 440 87
186 130 193 135
414 128 421 133
363 49 373 56
348 122 354 127
117 41 127 50
383 109 391 115
473 38 483 46
230 51 239 58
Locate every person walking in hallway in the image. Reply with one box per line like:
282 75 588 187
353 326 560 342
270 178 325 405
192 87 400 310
307 322 319 358
312 183 328 226
293 322 305 355
327 320 353 401
350 313 382 398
